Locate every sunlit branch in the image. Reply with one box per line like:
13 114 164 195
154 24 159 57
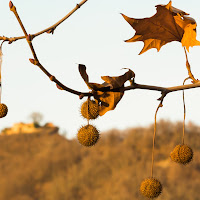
33 0 88 36
8 1 200 100
120 81 200 93
0 0 88 44
9 1 91 97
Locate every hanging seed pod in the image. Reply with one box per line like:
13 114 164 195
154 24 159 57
81 99 99 120
0 103 8 118
140 177 162 199
77 124 99 147
170 144 193 164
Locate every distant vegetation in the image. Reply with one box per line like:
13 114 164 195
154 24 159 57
0 120 199 200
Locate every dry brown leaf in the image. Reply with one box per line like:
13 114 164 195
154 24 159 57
164 1 188 16
78 65 134 115
174 15 196 30
78 64 110 91
181 23 200 51
101 69 135 89
139 39 166 55
121 5 184 50
122 1 200 53
78 64 89 83
97 91 124 116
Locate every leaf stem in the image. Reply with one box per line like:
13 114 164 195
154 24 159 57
183 47 198 83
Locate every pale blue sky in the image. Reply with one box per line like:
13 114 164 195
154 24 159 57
1 0 200 138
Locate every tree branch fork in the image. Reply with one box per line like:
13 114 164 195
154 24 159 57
1 1 200 103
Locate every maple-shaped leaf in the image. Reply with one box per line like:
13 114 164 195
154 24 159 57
122 1 200 54
78 64 135 116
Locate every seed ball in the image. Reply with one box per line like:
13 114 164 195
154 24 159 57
140 178 162 199
77 125 99 147
0 103 8 118
81 99 99 120
170 144 193 164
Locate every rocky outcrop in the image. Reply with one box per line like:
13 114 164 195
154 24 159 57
1 122 59 135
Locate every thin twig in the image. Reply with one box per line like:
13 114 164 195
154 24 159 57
0 36 24 44
6 1 200 100
8 2 200 99
34 0 88 36
1 0 88 43
10 2 90 97
166 82 200 92
9 3 38 61
121 82 200 93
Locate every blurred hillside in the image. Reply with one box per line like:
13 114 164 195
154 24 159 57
0 120 199 200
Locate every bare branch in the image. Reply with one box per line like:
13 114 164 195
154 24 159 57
167 81 200 92
8 1 200 101
34 0 88 36
116 81 200 94
1 0 88 43
9 2 91 97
